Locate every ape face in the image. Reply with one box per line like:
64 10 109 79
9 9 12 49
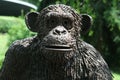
41 9 76 51
25 4 92 52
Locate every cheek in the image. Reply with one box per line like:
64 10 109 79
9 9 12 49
68 28 76 38
37 27 52 39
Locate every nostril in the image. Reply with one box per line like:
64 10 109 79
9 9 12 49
53 29 60 35
53 29 67 35
62 30 67 34
55 29 60 34
53 27 67 35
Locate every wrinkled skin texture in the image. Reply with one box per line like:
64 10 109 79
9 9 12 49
0 4 113 80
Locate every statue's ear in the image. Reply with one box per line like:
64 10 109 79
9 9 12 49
80 14 92 34
25 12 39 32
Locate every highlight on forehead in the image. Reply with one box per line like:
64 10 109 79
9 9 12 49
46 11 74 20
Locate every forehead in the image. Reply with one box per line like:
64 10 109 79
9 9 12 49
53 6 65 13
46 4 72 12
40 4 78 20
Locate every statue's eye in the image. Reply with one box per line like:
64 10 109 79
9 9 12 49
47 17 58 28
63 19 72 29
51 18 56 24
63 19 69 26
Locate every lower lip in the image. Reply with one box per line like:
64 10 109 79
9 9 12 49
44 45 73 51
45 47 73 51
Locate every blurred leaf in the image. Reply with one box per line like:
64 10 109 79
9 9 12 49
88 30 94 36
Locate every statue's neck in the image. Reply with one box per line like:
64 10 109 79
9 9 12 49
42 53 76 80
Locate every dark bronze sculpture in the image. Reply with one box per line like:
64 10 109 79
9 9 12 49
0 4 112 80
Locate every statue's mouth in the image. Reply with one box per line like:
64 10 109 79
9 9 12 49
45 44 72 51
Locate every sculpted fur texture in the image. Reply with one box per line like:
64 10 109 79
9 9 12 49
0 4 112 80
